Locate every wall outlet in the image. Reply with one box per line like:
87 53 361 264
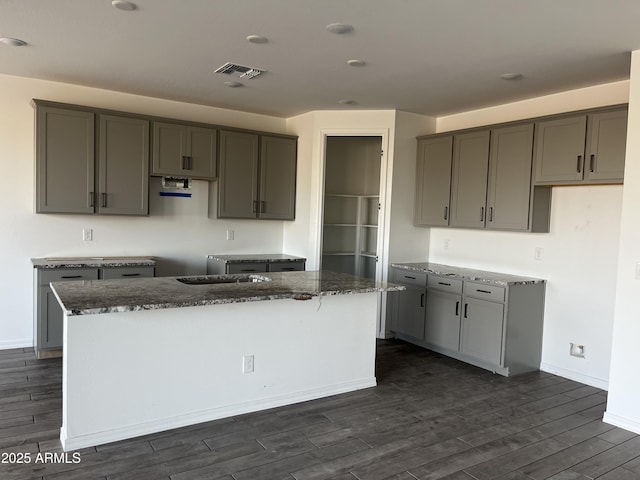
226 229 235 241
534 247 543 261
242 354 254 374
569 343 585 358
83 228 93 242
443 239 450 250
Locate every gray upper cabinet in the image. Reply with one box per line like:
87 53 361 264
414 136 453 226
486 124 535 231
98 115 149 215
218 131 297 220
534 108 627 185
35 103 149 216
449 130 490 228
152 122 217 179
259 136 297 220
35 106 95 214
585 109 628 182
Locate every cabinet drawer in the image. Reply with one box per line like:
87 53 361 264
39 268 99 285
464 281 505 302
226 262 268 274
101 266 155 280
268 261 305 272
394 270 427 287
427 275 463 294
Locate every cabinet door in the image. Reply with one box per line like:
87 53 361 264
152 122 187 176
450 131 490 228
460 298 505 366
585 109 627 183
35 106 95 214
534 115 587 184
38 286 64 349
486 124 534 231
98 115 149 216
395 284 426 340
187 126 217 180
414 137 453 226
218 131 260 218
259 136 297 220
425 289 461 352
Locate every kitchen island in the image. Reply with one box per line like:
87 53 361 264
51 271 402 451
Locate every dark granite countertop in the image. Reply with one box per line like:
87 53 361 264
391 262 544 286
51 270 403 316
31 256 156 269
207 254 306 263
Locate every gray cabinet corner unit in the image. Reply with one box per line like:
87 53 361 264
34 100 150 216
218 131 297 220
390 265 545 376
33 262 155 358
151 121 218 180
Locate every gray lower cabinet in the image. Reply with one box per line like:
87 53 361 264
390 268 427 341
391 267 546 376
34 102 150 215
414 136 453 226
218 131 297 220
534 108 627 185
151 122 217 179
34 265 155 357
207 256 305 274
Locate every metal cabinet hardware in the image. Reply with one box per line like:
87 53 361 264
489 207 493 222
122 273 141 277
455 301 460 316
438 282 451 286
101 193 107 208
464 303 469 318
577 155 583 173
89 192 95 208
420 293 425 308
252 200 258 213
590 154 595 172
404 275 416 280
476 289 492 294
480 207 484 222
260 201 266 213
61 275 83 279
444 206 448 220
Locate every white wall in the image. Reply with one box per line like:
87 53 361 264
0 74 288 349
605 51 640 433
430 81 629 389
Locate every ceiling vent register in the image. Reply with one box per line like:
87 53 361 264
214 62 265 79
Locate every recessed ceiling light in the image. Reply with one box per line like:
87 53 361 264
246 35 268 44
326 23 354 34
0 37 27 47
347 59 366 67
112 0 137 11
338 99 357 105
500 73 523 81
224 81 243 88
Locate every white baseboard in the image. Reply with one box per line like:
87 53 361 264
61 377 376 452
603 411 640 435
0 338 32 350
540 362 609 390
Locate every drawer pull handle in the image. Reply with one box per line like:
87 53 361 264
438 282 451 286
61 275 83 279
122 273 141 277
282 267 296 271
241 269 257 272
404 275 416 280
476 289 492 294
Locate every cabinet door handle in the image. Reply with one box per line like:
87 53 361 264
89 192 95 208
489 207 493 222
444 206 448 221
260 201 266 213
252 200 258 213
182 156 191 170
464 303 469 318
188 156 193 170
480 207 484 222
101 192 107 208
455 301 460 316
61 275 83 279
590 154 595 173
420 293 425 308
577 155 583 173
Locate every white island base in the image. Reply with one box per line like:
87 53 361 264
60 293 378 451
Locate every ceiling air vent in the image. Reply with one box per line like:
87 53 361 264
214 62 265 79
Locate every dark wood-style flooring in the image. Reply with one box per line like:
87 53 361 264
1 340 640 480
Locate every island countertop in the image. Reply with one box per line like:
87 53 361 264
51 270 403 316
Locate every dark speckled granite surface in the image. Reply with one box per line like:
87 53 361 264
206 254 306 263
392 262 544 286
51 270 404 316
32 256 156 269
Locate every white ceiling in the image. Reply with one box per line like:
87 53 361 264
2 0 640 118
